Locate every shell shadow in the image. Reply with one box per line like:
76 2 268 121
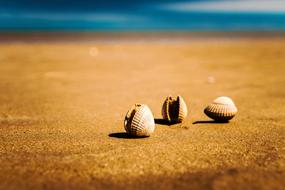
154 118 178 126
192 120 229 124
108 132 148 139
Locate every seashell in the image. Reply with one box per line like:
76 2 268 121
161 95 188 123
124 104 155 137
204 96 237 121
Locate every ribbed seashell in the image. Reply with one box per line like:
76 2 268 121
204 96 238 121
161 95 188 123
124 104 155 137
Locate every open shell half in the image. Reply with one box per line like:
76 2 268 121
161 95 188 123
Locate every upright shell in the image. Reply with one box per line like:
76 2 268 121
161 95 188 123
124 104 155 137
204 96 238 122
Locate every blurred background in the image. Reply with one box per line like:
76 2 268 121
1 1 285 190
0 0 285 31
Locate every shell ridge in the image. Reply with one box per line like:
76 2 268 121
124 104 155 137
204 97 237 121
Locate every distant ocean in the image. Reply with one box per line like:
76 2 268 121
1 12 285 31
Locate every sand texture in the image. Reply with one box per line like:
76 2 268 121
0 37 285 189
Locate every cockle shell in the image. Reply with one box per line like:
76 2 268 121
161 95 188 123
204 96 238 121
124 104 155 137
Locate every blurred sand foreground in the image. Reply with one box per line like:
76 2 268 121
0 36 285 190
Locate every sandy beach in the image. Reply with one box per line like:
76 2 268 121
0 34 284 189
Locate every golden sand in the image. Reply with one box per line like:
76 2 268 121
0 37 285 189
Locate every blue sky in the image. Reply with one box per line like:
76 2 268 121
1 0 285 31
